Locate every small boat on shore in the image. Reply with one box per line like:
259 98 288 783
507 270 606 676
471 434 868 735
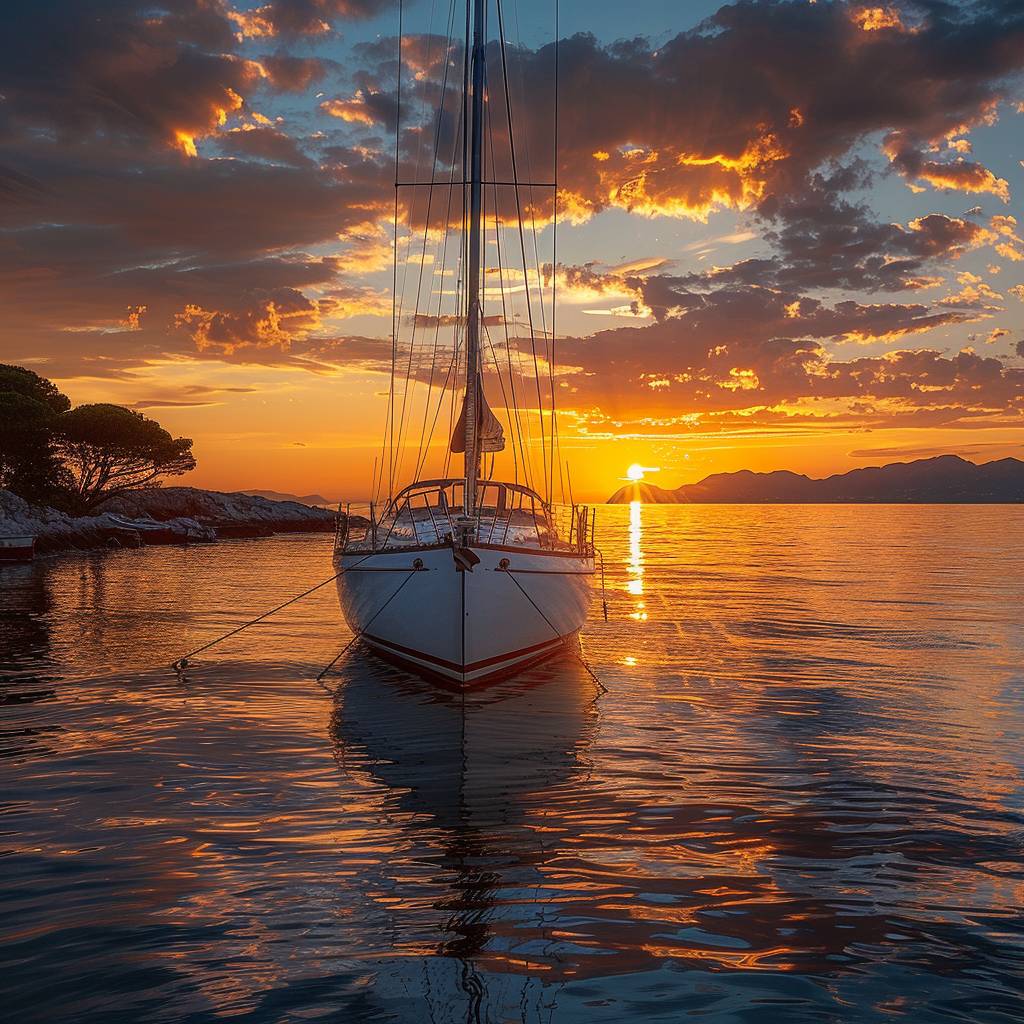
0 535 36 562
104 513 215 546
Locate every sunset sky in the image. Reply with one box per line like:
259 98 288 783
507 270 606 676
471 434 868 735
2 0 1023 500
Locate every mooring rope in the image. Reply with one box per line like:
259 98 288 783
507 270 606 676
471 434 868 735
315 567 420 683
314 633 363 689
171 574 339 672
170 551 377 672
498 566 607 694
596 547 609 621
574 650 608 695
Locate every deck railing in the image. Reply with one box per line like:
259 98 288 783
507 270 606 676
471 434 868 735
335 486 595 557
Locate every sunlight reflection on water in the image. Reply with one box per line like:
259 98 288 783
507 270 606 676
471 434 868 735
1 506 1023 1023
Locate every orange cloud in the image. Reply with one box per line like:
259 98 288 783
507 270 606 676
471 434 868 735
227 7 276 39
120 305 147 331
990 215 1024 261
558 337 1024 435
170 82 250 157
939 272 1003 310
174 290 330 355
917 162 1009 201
883 134 1010 201
850 6 906 32
321 95 377 126
579 128 791 223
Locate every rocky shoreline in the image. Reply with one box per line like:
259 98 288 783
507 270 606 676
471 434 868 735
0 487 338 556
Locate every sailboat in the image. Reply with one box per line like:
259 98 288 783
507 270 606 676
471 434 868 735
333 0 595 688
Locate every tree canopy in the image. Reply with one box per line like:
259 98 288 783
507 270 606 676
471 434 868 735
0 365 71 502
0 367 197 511
0 364 71 415
55 404 196 511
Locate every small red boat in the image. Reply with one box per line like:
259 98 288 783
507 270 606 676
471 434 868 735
0 535 36 562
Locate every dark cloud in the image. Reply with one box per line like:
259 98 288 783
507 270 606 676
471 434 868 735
259 54 329 92
541 274 1024 430
174 287 330 354
213 124 315 166
0 1 255 155
321 86 401 132
170 282 387 358
1 0 1022 446
623 273 969 337
238 1 393 38
883 130 1010 201
390 1 1024 221
1 140 390 253
748 183 993 292
0 134 392 356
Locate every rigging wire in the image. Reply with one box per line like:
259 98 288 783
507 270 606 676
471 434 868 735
387 0 447 500
170 553 375 671
488 178 526 489
398 0 460 484
480 317 518 484
484 71 531 491
495 0 548 503
445 0 473 482
379 0 404 505
413 79 467 485
509 0 560 501
391 0 445 490
380 0 562 498
552 0 565 502
411 68 464 476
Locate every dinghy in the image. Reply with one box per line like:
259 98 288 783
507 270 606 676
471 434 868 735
0 535 36 562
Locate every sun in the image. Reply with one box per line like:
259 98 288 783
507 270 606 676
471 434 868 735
626 463 646 482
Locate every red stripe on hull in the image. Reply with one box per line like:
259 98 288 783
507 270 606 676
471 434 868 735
361 632 570 688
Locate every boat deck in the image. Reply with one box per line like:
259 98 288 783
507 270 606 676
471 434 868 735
342 506 572 552
336 478 596 556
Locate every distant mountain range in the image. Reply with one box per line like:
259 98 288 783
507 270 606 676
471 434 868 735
607 455 1024 504
238 489 337 507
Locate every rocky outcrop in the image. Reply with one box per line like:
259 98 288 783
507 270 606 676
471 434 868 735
98 487 337 533
0 487 338 555
0 490 214 553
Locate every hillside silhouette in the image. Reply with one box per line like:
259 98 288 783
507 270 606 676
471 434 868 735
608 455 1024 504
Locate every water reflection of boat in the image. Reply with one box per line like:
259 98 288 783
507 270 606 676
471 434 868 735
333 651 598 829
330 653 599 1021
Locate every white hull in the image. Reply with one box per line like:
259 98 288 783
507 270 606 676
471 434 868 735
334 543 593 687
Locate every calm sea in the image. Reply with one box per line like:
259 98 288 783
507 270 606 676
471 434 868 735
2 505 1023 1024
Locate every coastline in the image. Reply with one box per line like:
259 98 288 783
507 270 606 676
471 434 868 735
607 455 1024 504
0 487 338 557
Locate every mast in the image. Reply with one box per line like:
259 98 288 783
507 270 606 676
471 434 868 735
463 0 485 515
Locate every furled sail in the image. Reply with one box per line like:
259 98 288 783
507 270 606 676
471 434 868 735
450 383 505 453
